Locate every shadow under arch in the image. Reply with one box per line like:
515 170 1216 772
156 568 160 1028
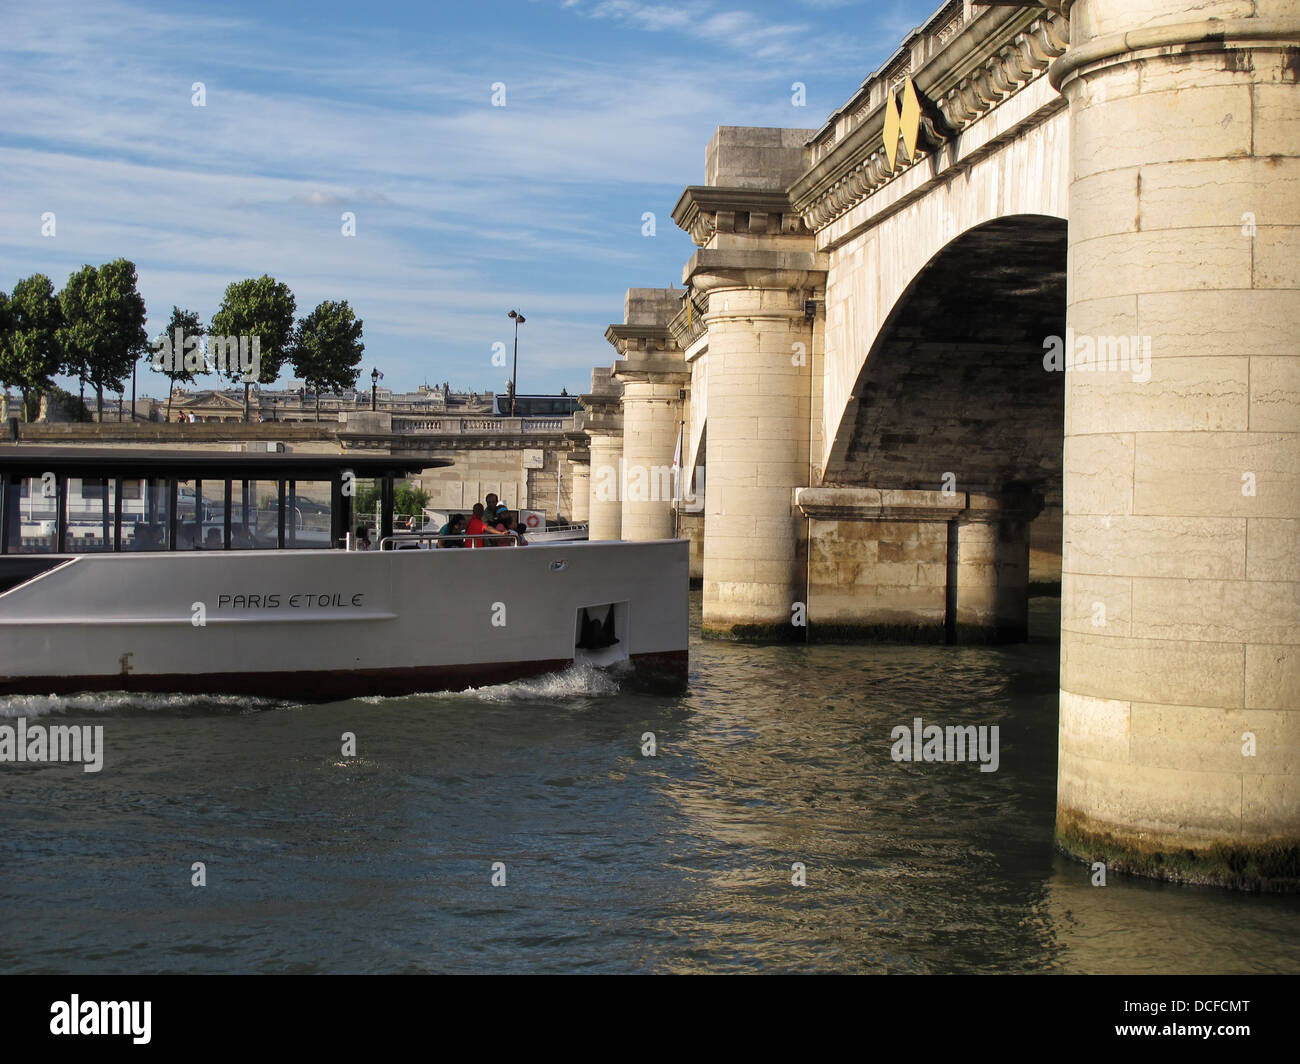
825 214 1066 504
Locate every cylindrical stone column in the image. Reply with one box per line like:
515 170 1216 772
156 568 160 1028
587 430 623 541
568 461 589 524
618 376 685 540
1054 0 1300 888
696 270 818 639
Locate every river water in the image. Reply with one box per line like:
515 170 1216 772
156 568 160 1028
2 595 1297 974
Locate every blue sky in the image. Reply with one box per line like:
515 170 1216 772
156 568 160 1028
2 0 939 398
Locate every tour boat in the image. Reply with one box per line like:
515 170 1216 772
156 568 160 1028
0 447 689 698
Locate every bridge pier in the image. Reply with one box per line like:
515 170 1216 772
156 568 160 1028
579 368 623 541
1054 0 1300 887
566 458 589 525
608 290 688 542
690 267 822 639
796 488 1040 643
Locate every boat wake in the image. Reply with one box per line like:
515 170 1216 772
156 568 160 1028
359 661 627 705
0 691 284 719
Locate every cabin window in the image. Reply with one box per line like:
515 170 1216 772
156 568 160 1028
67 478 115 552
4 478 55 553
176 480 214 550
229 480 274 549
126 478 171 552
284 480 333 549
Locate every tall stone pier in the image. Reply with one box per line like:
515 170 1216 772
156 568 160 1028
673 129 826 639
580 368 623 541
1053 0 1300 887
608 289 689 541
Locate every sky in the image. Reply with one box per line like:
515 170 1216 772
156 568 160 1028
1 0 941 399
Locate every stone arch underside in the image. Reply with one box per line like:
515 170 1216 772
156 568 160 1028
825 216 1066 500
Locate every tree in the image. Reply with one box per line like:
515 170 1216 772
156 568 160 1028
93 259 149 421
394 482 429 517
1 274 64 421
209 276 296 421
57 264 97 419
155 307 204 421
290 299 364 421
58 260 148 421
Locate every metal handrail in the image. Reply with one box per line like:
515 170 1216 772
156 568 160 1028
378 530 522 550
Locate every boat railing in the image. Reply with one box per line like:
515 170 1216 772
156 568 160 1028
378 530 522 550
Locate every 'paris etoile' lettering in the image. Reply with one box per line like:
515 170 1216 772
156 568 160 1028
217 592 366 609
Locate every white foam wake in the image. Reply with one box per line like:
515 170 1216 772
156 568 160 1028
0 691 280 719
358 661 626 704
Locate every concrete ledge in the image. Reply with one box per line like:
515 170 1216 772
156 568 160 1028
797 486 967 521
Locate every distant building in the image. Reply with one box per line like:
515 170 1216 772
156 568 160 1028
164 383 497 423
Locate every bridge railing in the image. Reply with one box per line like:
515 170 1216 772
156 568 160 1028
390 416 576 435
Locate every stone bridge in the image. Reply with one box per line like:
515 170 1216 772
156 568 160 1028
579 0 1300 888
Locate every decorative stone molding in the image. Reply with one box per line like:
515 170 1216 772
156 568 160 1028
667 290 708 351
792 5 1069 232
604 323 682 360
671 186 809 249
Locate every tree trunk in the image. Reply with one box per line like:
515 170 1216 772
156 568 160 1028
243 381 250 422
166 373 176 421
315 389 321 422
95 383 103 421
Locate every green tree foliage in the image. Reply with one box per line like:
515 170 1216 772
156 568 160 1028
394 482 429 517
57 264 97 416
290 299 364 421
57 259 148 420
156 306 204 420
94 259 148 420
209 276 296 420
1 274 65 421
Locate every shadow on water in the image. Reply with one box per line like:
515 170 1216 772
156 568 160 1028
1 594 1297 973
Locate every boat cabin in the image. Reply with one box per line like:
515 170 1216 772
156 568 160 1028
0 447 448 555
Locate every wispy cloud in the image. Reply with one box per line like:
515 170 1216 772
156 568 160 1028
1 0 935 393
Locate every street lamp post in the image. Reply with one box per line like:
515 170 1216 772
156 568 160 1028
507 310 525 417
371 367 383 411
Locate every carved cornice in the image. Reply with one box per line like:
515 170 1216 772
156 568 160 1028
667 290 708 351
604 323 682 359
791 5 1069 232
671 186 810 248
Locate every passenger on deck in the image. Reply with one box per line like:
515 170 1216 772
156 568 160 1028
437 513 466 547
356 526 372 551
465 504 487 549
505 512 528 546
486 506 510 546
204 527 223 549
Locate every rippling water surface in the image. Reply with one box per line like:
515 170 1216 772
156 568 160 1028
2 596 1298 974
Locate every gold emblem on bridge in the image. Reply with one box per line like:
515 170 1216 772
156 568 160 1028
883 77 923 172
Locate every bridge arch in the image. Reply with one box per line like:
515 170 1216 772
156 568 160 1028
824 214 1066 502
818 103 1069 481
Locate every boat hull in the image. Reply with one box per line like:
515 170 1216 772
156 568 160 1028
0 539 689 700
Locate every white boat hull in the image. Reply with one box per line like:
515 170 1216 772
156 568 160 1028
0 539 688 698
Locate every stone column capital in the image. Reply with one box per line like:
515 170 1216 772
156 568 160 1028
682 248 828 296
